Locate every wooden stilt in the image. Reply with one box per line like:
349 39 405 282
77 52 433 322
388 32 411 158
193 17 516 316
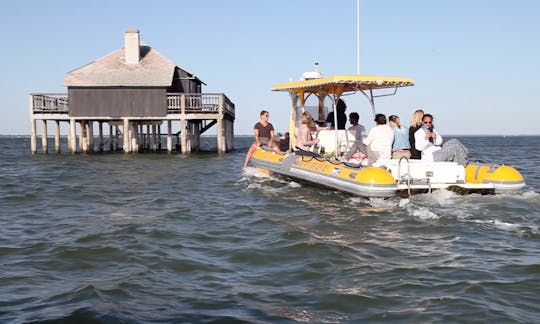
132 123 138 152
109 124 114 151
81 121 88 153
167 120 172 153
29 95 37 154
158 125 162 150
151 125 157 151
180 119 187 154
54 120 61 153
41 120 48 154
69 119 77 154
98 122 104 151
87 121 94 152
30 118 37 154
216 117 224 154
123 118 130 153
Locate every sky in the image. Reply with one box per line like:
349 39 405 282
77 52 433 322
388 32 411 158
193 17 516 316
1 0 539 136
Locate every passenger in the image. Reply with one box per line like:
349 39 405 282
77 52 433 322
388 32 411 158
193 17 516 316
344 112 367 160
389 115 411 159
278 132 290 152
325 99 347 129
409 109 424 159
295 112 320 157
362 113 394 165
242 110 278 169
414 114 468 166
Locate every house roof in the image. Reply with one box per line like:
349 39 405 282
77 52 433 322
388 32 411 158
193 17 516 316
63 42 183 87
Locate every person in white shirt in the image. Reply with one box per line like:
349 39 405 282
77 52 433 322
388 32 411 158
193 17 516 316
362 113 394 165
414 114 468 165
344 112 367 160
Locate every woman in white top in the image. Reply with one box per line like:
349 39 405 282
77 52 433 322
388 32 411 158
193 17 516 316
362 114 394 165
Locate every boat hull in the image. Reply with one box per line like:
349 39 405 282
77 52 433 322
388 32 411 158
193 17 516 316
250 148 526 197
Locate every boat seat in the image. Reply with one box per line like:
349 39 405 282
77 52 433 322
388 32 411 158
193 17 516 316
314 129 356 155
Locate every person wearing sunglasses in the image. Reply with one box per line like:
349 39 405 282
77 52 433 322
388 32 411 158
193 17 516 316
243 110 278 169
414 114 468 166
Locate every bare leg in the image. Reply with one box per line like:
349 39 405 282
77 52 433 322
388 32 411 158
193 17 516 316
243 144 258 169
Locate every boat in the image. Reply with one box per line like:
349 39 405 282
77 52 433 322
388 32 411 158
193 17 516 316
247 70 525 198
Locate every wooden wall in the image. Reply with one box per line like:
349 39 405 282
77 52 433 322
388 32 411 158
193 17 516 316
68 87 167 117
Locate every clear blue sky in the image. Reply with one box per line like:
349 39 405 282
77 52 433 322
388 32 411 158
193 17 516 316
1 0 539 135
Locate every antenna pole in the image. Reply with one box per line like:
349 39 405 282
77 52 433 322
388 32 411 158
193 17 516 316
356 0 360 74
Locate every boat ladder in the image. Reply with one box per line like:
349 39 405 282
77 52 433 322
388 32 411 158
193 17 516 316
397 156 432 196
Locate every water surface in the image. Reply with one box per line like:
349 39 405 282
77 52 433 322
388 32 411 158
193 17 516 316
1 136 539 322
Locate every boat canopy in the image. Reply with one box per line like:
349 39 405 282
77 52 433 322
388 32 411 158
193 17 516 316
271 75 414 95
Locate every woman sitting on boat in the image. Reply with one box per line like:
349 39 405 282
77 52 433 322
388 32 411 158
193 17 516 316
408 109 424 159
414 113 468 166
295 112 321 157
389 115 411 159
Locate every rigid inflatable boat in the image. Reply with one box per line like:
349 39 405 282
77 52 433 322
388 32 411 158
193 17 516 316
248 71 525 197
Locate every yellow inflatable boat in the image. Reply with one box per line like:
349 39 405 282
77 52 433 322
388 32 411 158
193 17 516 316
248 71 525 197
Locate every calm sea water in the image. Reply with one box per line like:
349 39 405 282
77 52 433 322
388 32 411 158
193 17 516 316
1 135 539 323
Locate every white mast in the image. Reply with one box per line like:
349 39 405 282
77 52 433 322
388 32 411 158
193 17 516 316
356 0 360 74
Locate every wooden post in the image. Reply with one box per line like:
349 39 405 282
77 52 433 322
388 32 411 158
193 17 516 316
225 118 234 151
87 121 94 152
151 125 157 151
108 124 113 151
217 94 226 153
217 117 224 154
54 120 61 153
123 118 130 153
98 121 104 151
30 118 37 154
80 121 88 153
29 95 37 154
69 119 77 154
132 123 138 153
158 125 162 150
191 122 200 151
180 119 187 154
115 125 119 151
167 120 172 153
41 120 48 154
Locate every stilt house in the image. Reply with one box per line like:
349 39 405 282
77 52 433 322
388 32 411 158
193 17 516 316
29 29 235 154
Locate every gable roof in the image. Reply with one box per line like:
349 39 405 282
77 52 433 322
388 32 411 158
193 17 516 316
63 43 179 87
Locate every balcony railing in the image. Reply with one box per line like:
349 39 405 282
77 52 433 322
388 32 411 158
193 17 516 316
31 94 69 114
166 93 235 116
30 93 235 117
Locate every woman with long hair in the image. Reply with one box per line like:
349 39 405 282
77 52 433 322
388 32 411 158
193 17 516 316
408 109 424 159
389 115 411 159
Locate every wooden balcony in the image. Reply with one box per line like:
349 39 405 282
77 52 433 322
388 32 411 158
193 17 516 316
30 93 235 118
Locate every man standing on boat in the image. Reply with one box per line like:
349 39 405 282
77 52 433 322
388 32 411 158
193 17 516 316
243 110 278 169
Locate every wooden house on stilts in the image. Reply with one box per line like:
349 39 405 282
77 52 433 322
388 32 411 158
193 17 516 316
29 29 235 154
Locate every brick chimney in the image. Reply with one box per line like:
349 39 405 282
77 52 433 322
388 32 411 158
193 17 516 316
124 29 140 64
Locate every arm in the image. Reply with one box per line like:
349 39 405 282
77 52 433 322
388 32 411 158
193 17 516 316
254 128 260 146
269 130 275 146
433 130 443 145
414 128 431 151
362 128 374 145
